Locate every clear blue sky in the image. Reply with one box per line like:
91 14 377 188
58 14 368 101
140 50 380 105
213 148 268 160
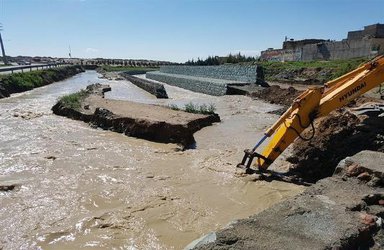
1 0 384 62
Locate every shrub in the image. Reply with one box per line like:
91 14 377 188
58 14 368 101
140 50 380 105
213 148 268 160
169 104 180 111
59 90 88 110
183 102 216 115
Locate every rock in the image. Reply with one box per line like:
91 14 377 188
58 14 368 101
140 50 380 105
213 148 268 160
360 213 377 226
185 232 217 250
0 182 20 192
346 163 363 177
44 155 57 160
0 83 10 98
357 172 371 181
189 151 384 250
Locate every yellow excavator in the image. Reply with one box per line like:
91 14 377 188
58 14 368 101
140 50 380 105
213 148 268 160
238 55 384 173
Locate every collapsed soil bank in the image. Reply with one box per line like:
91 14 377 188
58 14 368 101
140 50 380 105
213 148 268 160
0 65 84 98
286 103 384 183
52 84 220 147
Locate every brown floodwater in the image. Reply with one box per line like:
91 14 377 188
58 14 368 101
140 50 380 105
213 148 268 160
0 71 304 249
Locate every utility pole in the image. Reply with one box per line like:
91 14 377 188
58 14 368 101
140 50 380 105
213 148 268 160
0 25 8 65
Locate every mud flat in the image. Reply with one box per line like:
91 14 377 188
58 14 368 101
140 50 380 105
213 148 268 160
52 84 220 147
189 150 384 250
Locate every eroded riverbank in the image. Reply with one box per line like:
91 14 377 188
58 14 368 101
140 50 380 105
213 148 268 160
52 84 220 147
0 71 304 249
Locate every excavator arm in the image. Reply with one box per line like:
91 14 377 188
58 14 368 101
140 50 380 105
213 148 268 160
238 55 384 172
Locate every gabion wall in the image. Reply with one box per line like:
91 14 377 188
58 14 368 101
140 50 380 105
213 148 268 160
146 64 258 96
120 72 168 98
146 72 230 96
159 64 258 83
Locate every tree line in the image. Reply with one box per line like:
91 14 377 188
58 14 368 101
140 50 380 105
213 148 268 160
185 53 257 66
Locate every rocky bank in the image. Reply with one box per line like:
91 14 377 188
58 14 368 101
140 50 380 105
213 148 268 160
189 150 384 250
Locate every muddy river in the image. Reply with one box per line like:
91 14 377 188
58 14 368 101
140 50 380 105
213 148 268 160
0 71 304 249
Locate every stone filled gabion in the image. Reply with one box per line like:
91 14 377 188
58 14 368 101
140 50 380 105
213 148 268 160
146 72 229 96
146 64 259 96
160 65 258 82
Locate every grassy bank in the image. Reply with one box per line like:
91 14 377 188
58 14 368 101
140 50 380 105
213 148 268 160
59 90 89 110
0 65 84 98
258 57 369 83
169 102 216 115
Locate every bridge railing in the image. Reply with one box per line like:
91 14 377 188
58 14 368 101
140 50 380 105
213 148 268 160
0 63 67 74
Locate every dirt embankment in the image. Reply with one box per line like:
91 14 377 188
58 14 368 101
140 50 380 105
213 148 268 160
266 67 331 85
52 84 220 147
250 85 302 107
246 80 383 183
0 65 84 98
285 103 384 183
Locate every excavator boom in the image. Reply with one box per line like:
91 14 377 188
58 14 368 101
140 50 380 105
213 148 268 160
238 55 384 172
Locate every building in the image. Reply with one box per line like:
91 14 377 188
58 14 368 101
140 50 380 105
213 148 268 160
260 23 384 61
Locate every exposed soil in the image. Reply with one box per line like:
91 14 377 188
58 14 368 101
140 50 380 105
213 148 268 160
244 83 383 184
286 106 384 183
250 85 302 107
266 67 330 85
52 84 220 147
228 84 302 110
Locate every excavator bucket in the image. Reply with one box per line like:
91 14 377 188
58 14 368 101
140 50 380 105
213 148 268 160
237 149 269 173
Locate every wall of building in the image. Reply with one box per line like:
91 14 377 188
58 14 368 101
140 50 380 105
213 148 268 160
363 24 384 38
261 23 384 62
301 40 373 61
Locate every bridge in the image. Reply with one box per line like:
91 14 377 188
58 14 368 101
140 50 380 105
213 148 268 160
0 63 67 74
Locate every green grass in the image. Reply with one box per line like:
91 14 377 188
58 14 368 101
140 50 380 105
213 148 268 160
59 90 88 110
258 57 369 82
0 66 83 93
101 65 159 72
1 71 44 90
169 102 216 115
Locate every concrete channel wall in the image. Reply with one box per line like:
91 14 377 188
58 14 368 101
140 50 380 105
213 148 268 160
119 72 168 98
146 65 259 96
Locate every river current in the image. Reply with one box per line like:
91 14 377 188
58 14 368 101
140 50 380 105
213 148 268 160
0 71 303 249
